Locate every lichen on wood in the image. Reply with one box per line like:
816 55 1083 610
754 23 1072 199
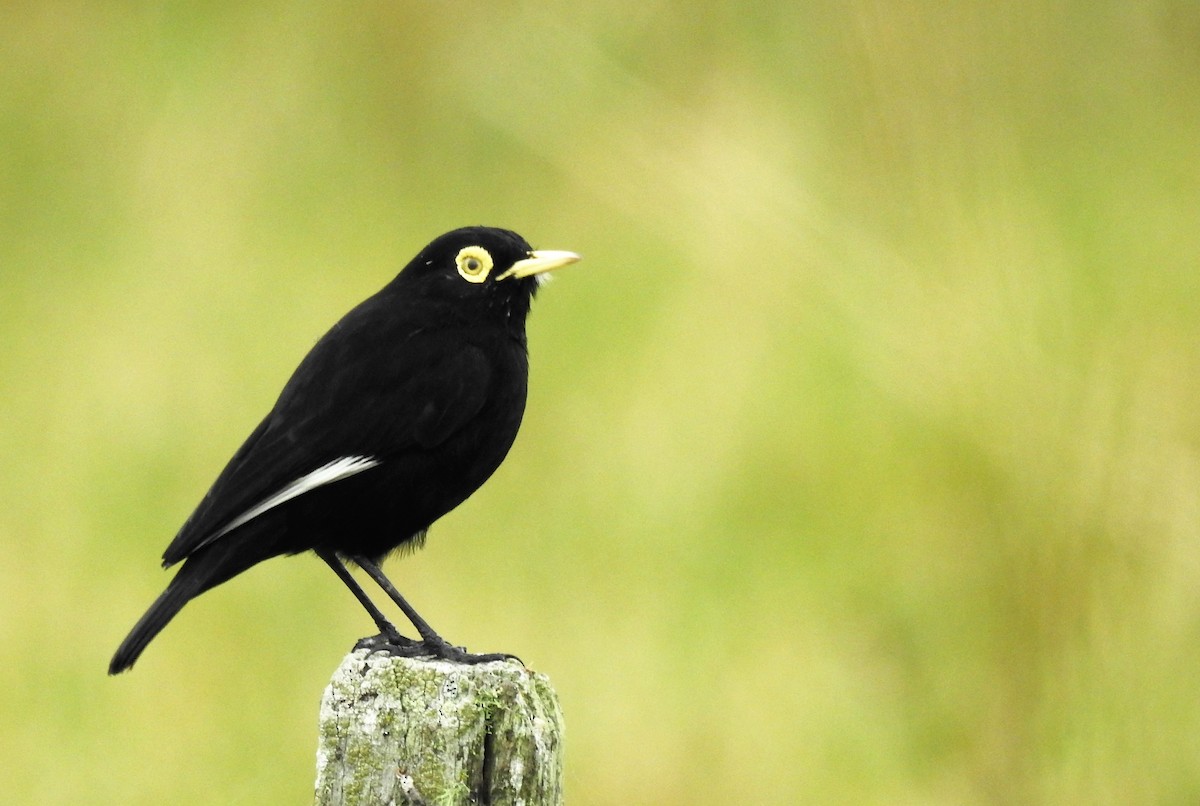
314 648 564 805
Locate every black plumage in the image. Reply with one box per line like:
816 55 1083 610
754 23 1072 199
109 227 579 674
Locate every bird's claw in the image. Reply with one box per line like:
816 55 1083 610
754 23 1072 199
424 639 523 666
355 631 417 653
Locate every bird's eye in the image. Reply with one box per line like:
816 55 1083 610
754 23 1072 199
455 246 494 283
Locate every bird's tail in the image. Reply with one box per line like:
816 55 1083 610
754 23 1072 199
108 568 204 675
110 520 284 674
109 534 264 675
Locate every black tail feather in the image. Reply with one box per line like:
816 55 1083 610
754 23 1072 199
109 528 276 674
108 574 201 675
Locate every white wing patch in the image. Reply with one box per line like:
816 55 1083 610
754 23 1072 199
213 455 381 539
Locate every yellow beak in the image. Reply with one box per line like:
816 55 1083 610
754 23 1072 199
496 250 581 281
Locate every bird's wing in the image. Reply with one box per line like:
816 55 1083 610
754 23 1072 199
161 317 494 565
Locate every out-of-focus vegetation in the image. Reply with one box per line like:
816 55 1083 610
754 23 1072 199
2 3 1199 803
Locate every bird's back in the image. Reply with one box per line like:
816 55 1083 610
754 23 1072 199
164 294 531 568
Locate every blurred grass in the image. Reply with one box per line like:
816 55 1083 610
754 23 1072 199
2 2 1200 803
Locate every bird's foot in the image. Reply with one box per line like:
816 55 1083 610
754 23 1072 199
361 636 522 665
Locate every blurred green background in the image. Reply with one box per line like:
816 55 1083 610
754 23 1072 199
3 2 1199 803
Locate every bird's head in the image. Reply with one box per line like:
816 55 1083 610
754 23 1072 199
397 227 580 325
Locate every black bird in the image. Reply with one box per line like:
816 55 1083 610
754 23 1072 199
109 227 579 674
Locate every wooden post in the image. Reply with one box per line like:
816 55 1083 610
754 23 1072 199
314 648 564 805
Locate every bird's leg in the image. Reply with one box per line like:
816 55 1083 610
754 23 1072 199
316 549 415 649
352 555 520 665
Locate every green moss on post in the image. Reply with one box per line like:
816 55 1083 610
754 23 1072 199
314 649 564 805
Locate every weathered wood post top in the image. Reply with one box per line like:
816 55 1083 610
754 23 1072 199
314 648 564 805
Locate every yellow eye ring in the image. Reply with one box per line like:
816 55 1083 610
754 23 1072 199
455 246 494 283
